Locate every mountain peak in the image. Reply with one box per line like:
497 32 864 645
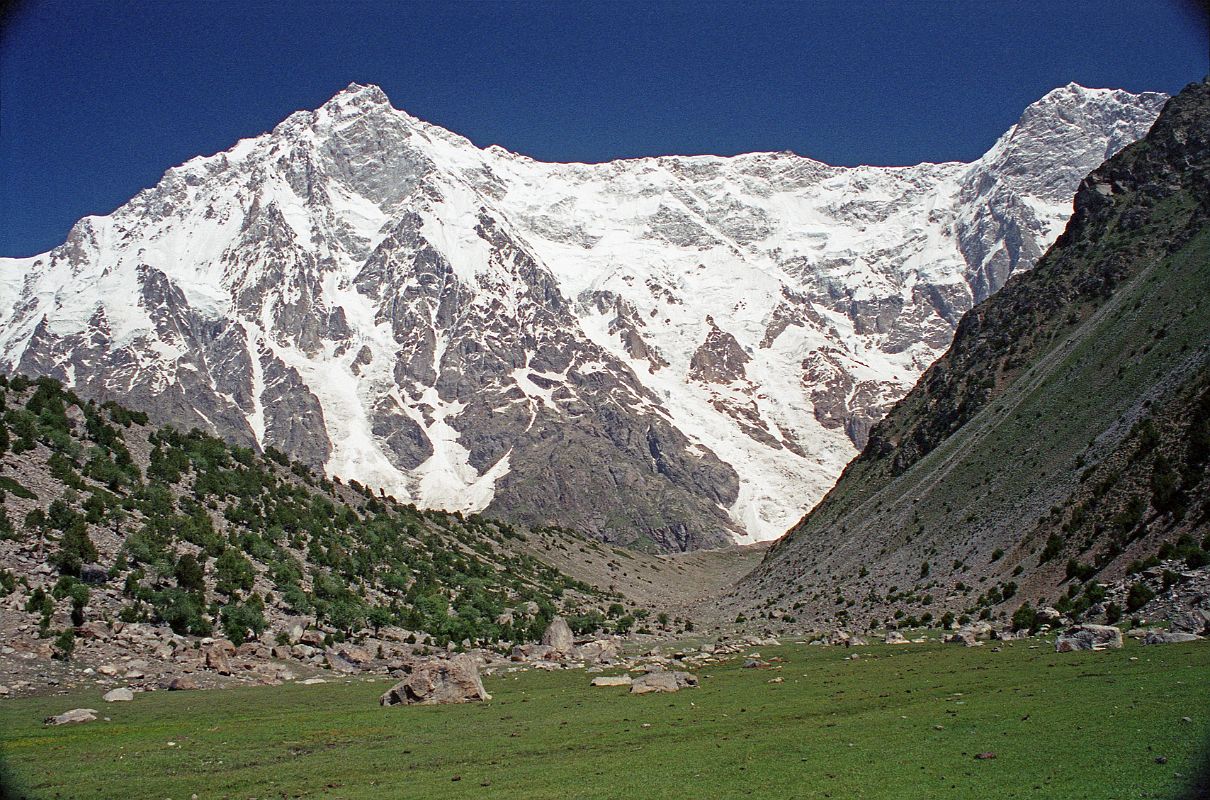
322 82 393 111
1031 81 1168 110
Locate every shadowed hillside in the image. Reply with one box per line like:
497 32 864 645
729 80 1210 630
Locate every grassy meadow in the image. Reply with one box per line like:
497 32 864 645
2 638 1207 799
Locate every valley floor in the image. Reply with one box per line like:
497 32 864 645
2 638 1207 799
516 531 771 615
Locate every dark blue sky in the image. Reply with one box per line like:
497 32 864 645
1 1 1206 257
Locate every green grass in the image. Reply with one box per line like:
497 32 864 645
2 639 1208 799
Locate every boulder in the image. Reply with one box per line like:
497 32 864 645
1143 631 1202 645
299 630 326 647
510 643 555 662
79 564 109 585
379 655 491 706
291 644 317 659
630 671 698 695
204 645 233 675
963 622 995 641
337 644 374 664
45 708 97 726
884 631 910 645
824 630 851 646
1168 611 1210 635
576 639 620 665
1055 624 1123 652
945 631 981 647
75 620 110 640
540 617 575 653
166 676 199 691
325 650 359 674
590 675 633 687
102 688 134 703
280 617 310 644
1035 607 1065 626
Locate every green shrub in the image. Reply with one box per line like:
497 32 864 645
214 548 255 596
52 629 75 660
174 553 206 593
152 588 211 636
1011 603 1037 632
52 519 98 577
221 595 267 646
1039 534 1063 563
1125 582 1155 612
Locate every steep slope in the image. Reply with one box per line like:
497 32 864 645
0 83 1166 549
732 80 1210 629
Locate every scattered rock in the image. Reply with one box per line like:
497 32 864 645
166 676 199 691
379 655 491 706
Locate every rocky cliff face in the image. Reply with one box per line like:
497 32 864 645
732 80 1210 624
0 82 1166 549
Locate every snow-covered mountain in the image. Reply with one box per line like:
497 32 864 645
0 82 1167 550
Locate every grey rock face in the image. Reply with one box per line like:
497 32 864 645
689 317 750 385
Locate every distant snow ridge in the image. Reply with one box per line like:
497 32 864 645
0 82 1167 550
